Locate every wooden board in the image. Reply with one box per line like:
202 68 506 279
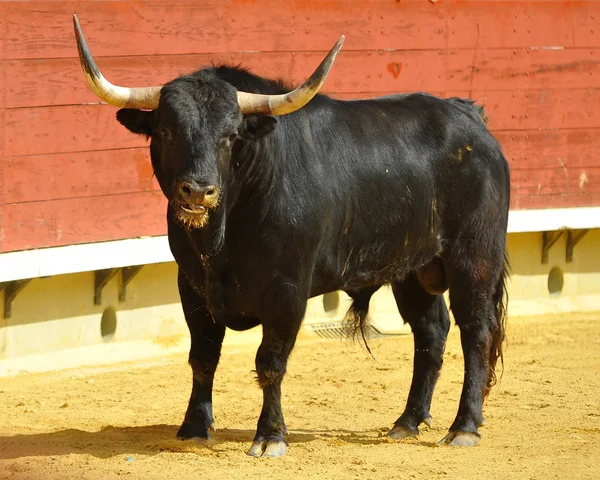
0 110 5 254
475 89 600 131
497 129 600 170
511 166 600 198
3 149 159 204
2 192 167 252
5 105 146 157
512 191 600 211
5 1 599 60
5 50 476 109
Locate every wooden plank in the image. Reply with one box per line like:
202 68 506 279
446 1 598 50
0 109 4 206
9 49 600 132
511 165 600 198
3 148 159 204
1 191 167 253
0 205 4 253
511 193 600 211
6 127 599 207
6 49 475 109
475 88 600 131
4 105 147 157
3 162 598 253
4 0 443 59
4 49 475 156
496 128 599 170
5 1 599 61
0 2 6 253
472 48 600 91
8 47 600 110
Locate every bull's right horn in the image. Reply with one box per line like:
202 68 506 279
73 14 162 110
236 35 344 116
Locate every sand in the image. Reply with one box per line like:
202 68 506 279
1 312 599 479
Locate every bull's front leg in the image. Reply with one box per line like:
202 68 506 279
247 280 306 458
176 269 226 442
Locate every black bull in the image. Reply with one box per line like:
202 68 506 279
74 19 510 457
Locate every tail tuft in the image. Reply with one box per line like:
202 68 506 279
342 287 380 358
486 251 510 396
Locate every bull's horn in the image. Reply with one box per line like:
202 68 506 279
237 35 344 116
73 14 161 110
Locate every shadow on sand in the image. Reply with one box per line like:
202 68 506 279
0 424 438 460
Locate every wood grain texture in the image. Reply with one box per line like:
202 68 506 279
5 1 599 60
5 105 146 157
2 191 167 252
477 88 600 131
0 0 6 253
511 166 600 199
8 48 600 112
3 148 159 204
1 0 599 253
511 192 600 210
0 109 5 253
497 129 599 170
6 50 475 109
471 48 600 91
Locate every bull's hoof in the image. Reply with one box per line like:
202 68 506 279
438 431 480 447
388 425 418 440
247 439 287 458
388 415 432 440
176 422 215 444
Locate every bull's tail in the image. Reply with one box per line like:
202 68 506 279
343 286 380 358
486 251 510 396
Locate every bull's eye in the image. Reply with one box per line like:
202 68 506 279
228 132 238 144
158 127 172 141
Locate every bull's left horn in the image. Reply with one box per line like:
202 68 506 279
237 35 345 116
73 14 162 110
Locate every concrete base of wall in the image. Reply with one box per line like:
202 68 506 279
1 230 598 376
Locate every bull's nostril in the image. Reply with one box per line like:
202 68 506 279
181 185 192 197
206 188 216 197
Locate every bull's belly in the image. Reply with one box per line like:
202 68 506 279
310 241 441 297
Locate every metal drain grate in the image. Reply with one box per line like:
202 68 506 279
308 322 398 340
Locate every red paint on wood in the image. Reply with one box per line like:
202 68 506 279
472 49 600 91
496 129 599 170
445 1 599 50
475 89 600 131
511 192 600 211
6 50 476 109
2 0 600 253
5 105 146 157
3 148 158 204
5 1 600 61
2 192 167 252
511 166 600 199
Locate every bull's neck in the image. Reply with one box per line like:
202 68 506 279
228 133 282 217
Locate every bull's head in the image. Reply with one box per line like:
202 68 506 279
73 15 343 229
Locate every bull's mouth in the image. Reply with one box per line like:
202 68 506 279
175 203 210 229
180 205 206 214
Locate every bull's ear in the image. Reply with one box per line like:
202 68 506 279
243 116 277 140
116 109 154 138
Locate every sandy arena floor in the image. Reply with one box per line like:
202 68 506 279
1 312 599 479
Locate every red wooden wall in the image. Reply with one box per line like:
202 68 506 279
0 0 599 253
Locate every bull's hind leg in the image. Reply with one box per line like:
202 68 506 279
177 269 226 442
388 271 450 439
441 251 507 446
